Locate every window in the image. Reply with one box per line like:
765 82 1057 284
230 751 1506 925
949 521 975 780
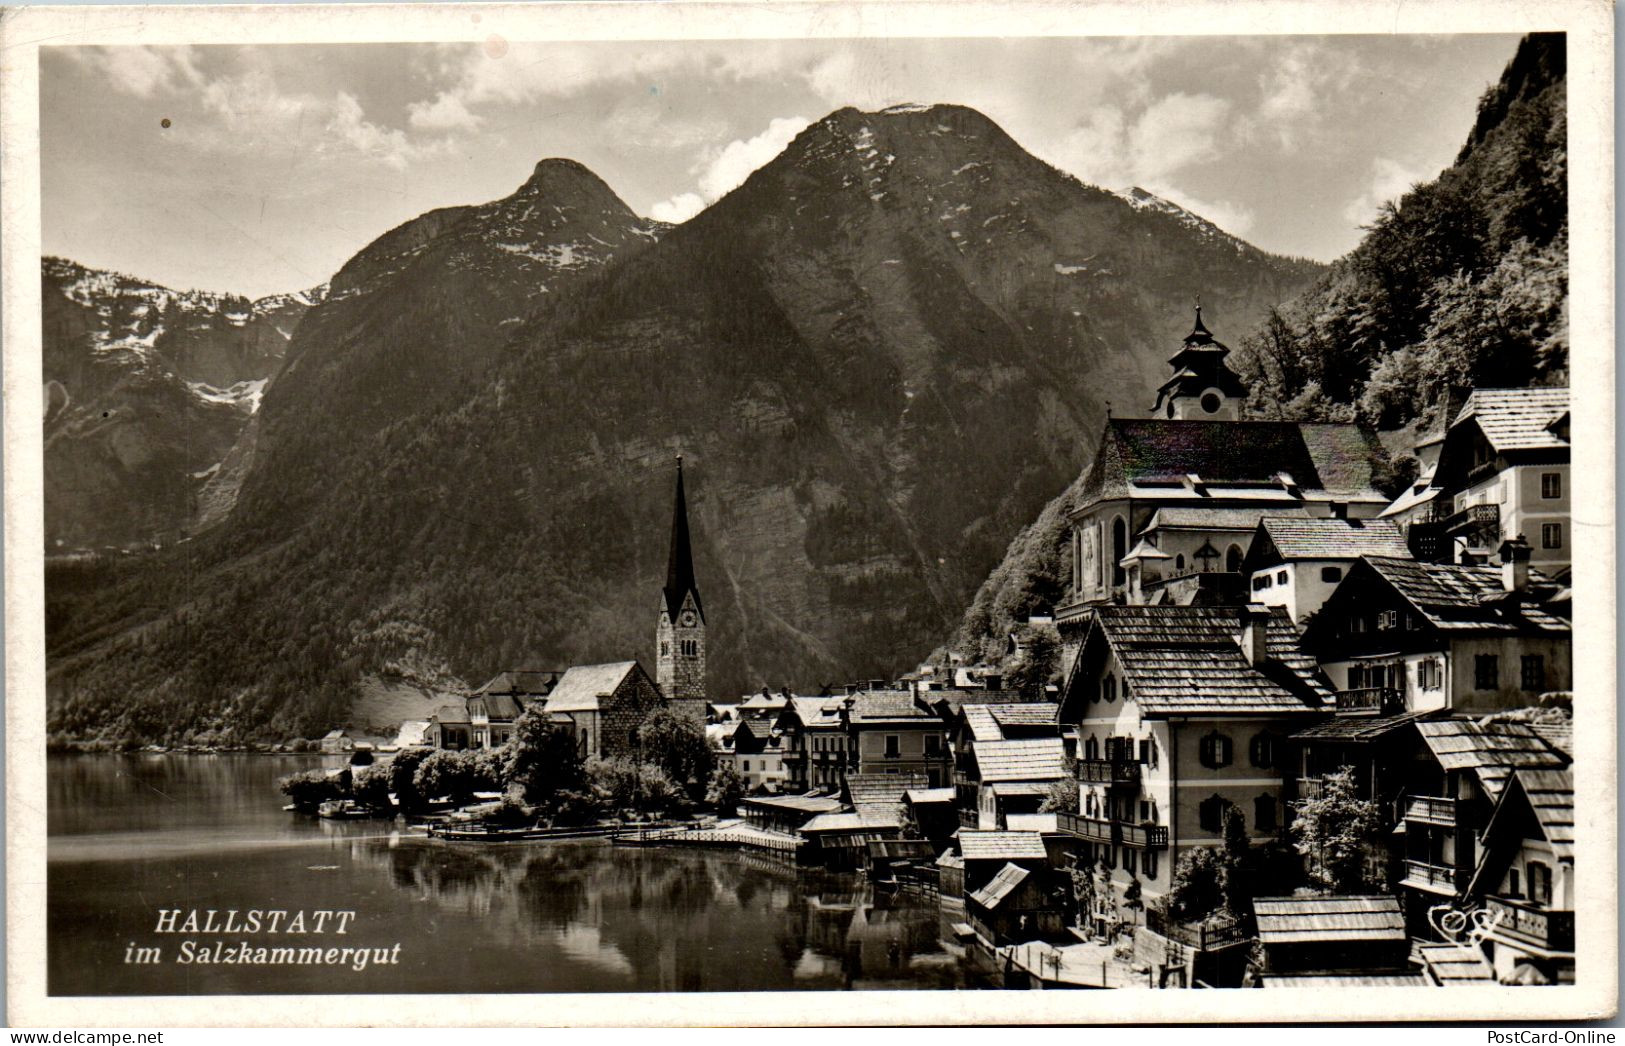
1176 554 1186 572
1144 850 1159 880
1200 392 1222 415
1084 736 1100 761
884 735 900 758
1527 861 1552 906
742 761 751 773
1199 731 1232 769
1085 791 1098 817
1542 523 1563 549
1419 658 1444 691
1254 795 1277 833
1320 566 1343 583
1102 673 1118 703
1249 732 1275 769
1276 570 1289 584
1475 654 1500 691
1138 739 1152 766
1112 517 1127 587
1541 472 1562 499
659 641 670 657
1508 867 1522 898
1252 575 1270 592
1521 654 1546 692
1350 615 1367 634
1226 545 1243 573
1124 849 1138 875
925 735 941 756
1198 795 1228 833
1103 845 1117 869
1378 609 1399 630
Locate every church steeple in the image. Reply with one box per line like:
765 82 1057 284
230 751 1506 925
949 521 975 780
662 455 702 622
1149 301 1249 420
657 455 706 707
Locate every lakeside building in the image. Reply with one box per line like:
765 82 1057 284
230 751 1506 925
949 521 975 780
843 691 953 787
1055 604 1330 910
947 702 1066 829
540 660 667 760
656 456 710 721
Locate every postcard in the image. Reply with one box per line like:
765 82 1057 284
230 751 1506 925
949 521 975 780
3 0 1615 1027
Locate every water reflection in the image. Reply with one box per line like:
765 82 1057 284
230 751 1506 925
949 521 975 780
48 756 991 994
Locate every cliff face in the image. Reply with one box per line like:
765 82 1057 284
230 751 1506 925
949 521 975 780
46 104 1323 745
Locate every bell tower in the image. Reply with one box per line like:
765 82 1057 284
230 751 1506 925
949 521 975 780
656 455 706 705
1149 303 1250 420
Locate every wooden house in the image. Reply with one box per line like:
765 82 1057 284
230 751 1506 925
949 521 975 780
1464 768 1575 984
740 793 842 835
1253 895 1411 983
966 862 1065 945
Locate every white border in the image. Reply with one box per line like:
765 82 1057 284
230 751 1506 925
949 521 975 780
3 0 1616 1026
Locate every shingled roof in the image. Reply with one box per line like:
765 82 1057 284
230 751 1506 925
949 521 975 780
1291 709 1439 742
1067 605 1330 718
848 691 936 723
1079 419 1387 506
1414 720 1568 800
958 831 1050 862
1253 895 1407 946
1506 768 1574 861
1254 517 1411 561
543 662 639 713
800 807 903 834
1455 388 1570 453
975 738 1069 782
844 772 927 807
989 704 1061 730
1359 556 1569 634
474 670 563 698
967 862 1033 910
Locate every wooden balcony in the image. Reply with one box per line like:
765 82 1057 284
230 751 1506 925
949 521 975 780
1402 859 1461 894
1054 813 1167 849
1403 795 1459 828
1442 502 1500 537
1335 688 1403 715
1485 896 1575 953
1077 758 1141 787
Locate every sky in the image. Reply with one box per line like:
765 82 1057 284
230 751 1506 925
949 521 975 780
41 34 1524 300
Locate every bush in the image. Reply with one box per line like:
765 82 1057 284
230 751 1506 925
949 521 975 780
705 762 745 812
636 708 714 793
486 794 534 828
389 748 431 812
504 710 584 803
279 769 344 812
350 763 394 812
587 756 685 815
414 749 480 805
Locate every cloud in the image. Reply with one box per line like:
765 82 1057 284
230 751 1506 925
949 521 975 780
1343 157 1424 228
73 46 203 98
1244 42 1363 151
408 92 482 133
1157 188 1258 238
1052 91 1232 191
649 116 811 223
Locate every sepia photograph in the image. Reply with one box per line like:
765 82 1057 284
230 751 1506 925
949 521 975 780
3 0 1615 1027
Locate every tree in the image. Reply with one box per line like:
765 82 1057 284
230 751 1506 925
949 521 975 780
705 761 745 813
278 769 344 812
1004 627 1060 698
1122 874 1144 927
636 708 714 792
388 748 431 812
1291 765 1387 893
1069 860 1096 930
350 763 394 812
587 756 685 815
1039 776 1079 814
414 749 479 805
504 709 584 803
1166 846 1225 922
1219 804 1253 917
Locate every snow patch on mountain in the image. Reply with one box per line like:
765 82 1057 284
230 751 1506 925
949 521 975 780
187 378 267 413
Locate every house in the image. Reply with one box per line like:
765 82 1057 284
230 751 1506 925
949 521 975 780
777 695 851 793
844 691 952 786
472 669 563 705
392 720 432 749
966 862 1066 945
1396 719 1568 934
1056 604 1331 911
1300 543 1571 715
319 729 354 754
842 771 926 810
1463 768 1575 984
739 793 842 835
799 807 905 870
902 787 960 846
541 660 666 760
1253 895 1417 986
1425 388 1570 577
728 717 788 792
965 738 1069 830
1241 516 1411 623
1059 307 1389 618
956 830 1053 893
948 702 1064 829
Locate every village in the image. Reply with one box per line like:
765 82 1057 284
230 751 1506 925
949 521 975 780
286 308 1574 992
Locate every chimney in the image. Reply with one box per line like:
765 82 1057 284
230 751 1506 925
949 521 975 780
1499 534 1533 592
1239 603 1272 667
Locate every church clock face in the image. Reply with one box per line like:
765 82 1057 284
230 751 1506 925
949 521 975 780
681 611 696 627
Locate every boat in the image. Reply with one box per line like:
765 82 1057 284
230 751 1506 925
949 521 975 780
317 799 381 820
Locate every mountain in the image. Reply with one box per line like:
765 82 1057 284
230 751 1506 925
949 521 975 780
41 257 324 550
45 104 1323 746
1232 32 1567 430
944 33 1566 670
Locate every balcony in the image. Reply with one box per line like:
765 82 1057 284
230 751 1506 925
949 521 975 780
1403 795 1459 828
1442 502 1500 537
1054 813 1167 850
1077 758 1141 787
1335 688 1403 716
1402 859 1461 894
1485 896 1575 953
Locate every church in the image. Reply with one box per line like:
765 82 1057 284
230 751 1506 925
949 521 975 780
1058 306 1392 620
655 455 711 722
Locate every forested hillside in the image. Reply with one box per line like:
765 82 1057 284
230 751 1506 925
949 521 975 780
1234 33 1567 431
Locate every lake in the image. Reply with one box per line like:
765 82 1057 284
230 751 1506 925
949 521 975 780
47 754 992 994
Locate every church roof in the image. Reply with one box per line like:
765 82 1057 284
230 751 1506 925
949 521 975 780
543 661 640 713
662 456 703 621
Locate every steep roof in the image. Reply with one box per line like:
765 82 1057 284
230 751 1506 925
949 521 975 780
1358 556 1569 634
1145 506 1283 532
662 457 703 621
975 738 1069 782
989 704 1062 730
474 670 563 698
467 694 522 722
957 830 1049 861
1507 768 1574 861
844 772 926 807
1255 517 1411 561
1414 720 1568 799
432 703 470 726
1253 895 1407 945
1071 605 1330 717
1080 419 1386 505
967 862 1033 910
961 705 1005 743
849 691 936 723
543 661 639 713
1456 387 1570 453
